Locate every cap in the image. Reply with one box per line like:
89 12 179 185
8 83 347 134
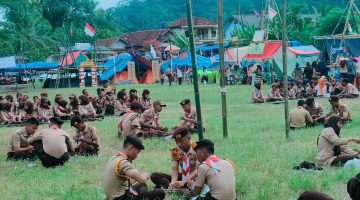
125 135 145 150
329 95 339 102
130 102 143 110
70 115 83 127
193 139 214 151
180 99 191 106
49 117 64 126
153 100 166 107
172 127 189 139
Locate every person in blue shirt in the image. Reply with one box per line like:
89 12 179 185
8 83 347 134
347 55 356 85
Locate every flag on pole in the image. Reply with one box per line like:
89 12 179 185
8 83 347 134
180 52 188 60
268 7 278 21
84 22 96 37
199 49 203 55
210 49 216 64
348 23 353 33
150 44 157 59
253 10 261 18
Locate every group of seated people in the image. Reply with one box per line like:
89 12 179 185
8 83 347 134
252 77 359 103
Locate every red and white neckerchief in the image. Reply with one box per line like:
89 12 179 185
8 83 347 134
114 152 139 196
151 109 159 127
204 156 221 175
118 110 136 129
185 110 195 129
181 154 191 181
297 106 304 109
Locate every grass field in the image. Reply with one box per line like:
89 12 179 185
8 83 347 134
1 83 360 200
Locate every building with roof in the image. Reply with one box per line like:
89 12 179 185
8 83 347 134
167 17 218 44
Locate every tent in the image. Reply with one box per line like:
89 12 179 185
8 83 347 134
113 71 128 82
139 71 153 84
4 61 58 71
273 45 320 77
160 52 211 71
244 41 282 60
320 37 360 63
100 53 133 81
59 51 90 67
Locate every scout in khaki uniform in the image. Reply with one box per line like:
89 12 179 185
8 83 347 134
141 100 169 137
103 135 165 200
7 117 39 160
326 95 351 122
338 79 359 98
118 102 143 137
71 115 100 156
28 117 75 168
151 127 199 192
188 139 236 200
173 99 198 133
304 97 325 124
289 100 313 129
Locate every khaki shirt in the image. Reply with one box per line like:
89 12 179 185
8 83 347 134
344 83 359 95
8 128 31 153
289 107 313 128
74 123 100 151
79 104 96 117
121 112 141 137
183 108 197 129
329 103 351 120
140 98 152 110
28 127 75 159
304 102 324 117
104 155 138 200
114 100 129 116
171 146 198 174
141 108 160 127
195 160 236 200
316 127 357 166
37 107 54 120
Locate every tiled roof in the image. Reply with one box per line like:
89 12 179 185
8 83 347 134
97 37 127 48
120 29 168 47
168 17 217 28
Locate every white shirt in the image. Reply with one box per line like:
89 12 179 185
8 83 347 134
177 69 182 78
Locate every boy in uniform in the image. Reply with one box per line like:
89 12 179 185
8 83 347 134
71 115 100 156
141 100 169 136
173 99 198 133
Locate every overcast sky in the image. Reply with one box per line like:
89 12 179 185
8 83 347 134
97 0 120 9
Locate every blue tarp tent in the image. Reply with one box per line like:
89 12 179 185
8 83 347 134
100 53 132 81
320 37 360 63
160 52 211 71
196 43 230 51
4 61 58 71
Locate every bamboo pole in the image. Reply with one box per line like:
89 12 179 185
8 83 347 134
282 0 290 139
186 0 204 140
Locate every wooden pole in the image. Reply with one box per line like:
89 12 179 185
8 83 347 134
282 0 289 139
186 0 204 140
218 0 228 138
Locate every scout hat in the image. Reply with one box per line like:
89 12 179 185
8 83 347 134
153 100 166 107
328 95 339 102
172 127 189 139
193 139 214 153
180 99 191 106
130 102 143 110
49 117 64 126
125 135 145 150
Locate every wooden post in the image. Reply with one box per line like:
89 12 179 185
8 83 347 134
282 0 290 139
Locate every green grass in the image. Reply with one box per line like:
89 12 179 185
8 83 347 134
1 83 360 200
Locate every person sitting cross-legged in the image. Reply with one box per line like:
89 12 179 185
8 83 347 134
187 139 236 200
28 117 75 168
141 100 170 137
71 115 100 156
103 135 165 200
289 100 313 129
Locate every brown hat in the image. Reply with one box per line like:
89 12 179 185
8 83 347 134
172 127 189 139
130 102 143 110
153 100 166 107
180 99 191 105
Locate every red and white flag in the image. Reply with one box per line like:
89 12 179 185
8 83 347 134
84 22 96 37
348 23 353 33
268 7 277 21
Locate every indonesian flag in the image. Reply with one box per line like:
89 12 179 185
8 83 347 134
348 23 353 33
84 22 95 37
268 6 277 21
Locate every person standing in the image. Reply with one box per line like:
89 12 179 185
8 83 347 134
177 66 183 85
159 70 165 85
303 62 313 82
103 135 165 200
167 65 172 86
201 66 208 84
71 115 100 156
28 117 75 167
293 63 303 82
187 139 236 200
7 117 39 160
347 55 356 85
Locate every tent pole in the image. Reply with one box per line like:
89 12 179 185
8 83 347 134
342 0 353 35
186 0 204 140
282 0 290 139
332 2 350 35
218 0 228 138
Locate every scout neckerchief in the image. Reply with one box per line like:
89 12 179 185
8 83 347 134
297 106 304 109
151 109 158 127
185 109 195 129
80 105 88 114
255 89 262 98
118 110 136 129
204 156 221 174
114 152 139 196
181 154 191 181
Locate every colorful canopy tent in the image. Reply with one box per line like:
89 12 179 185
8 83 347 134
320 37 360 63
4 61 58 71
160 52 211 71
196 43 230 51
226 46 250 63
59 51 90 67
244 41 282 60
113 71 128 82
139 71 153 84
272 45 320 77
100 53 133 81
165 45 180 52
